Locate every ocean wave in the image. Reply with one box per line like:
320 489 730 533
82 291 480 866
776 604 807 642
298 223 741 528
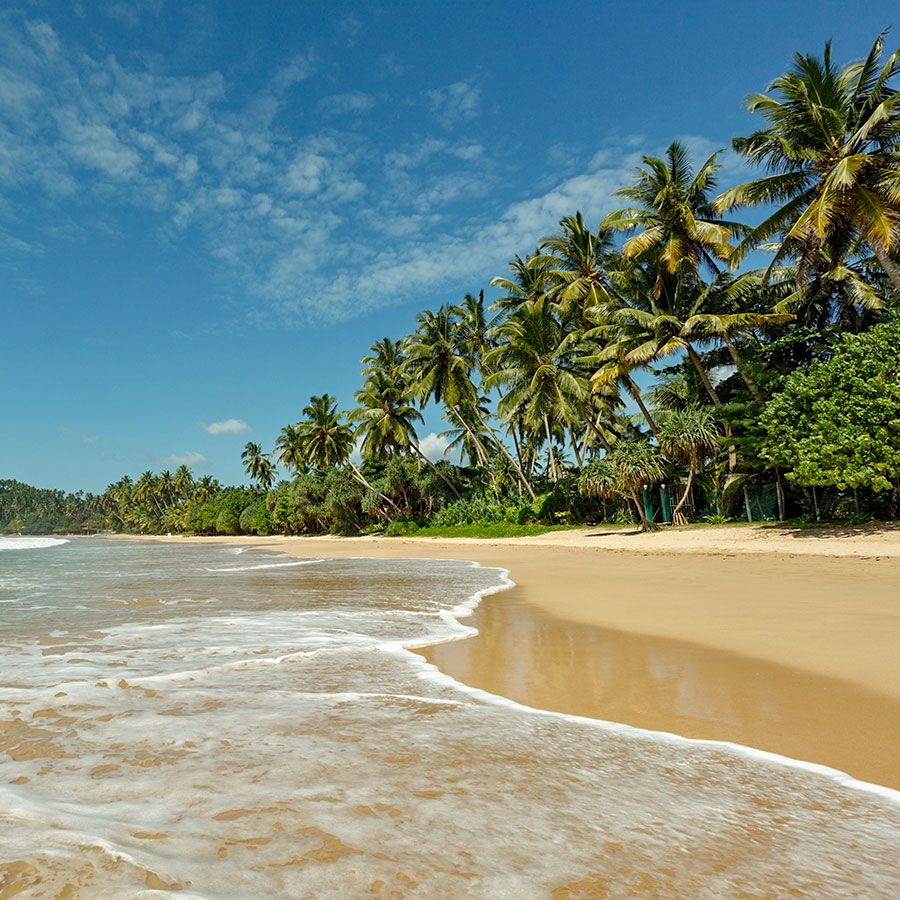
0 536 69 552
205 558 324 572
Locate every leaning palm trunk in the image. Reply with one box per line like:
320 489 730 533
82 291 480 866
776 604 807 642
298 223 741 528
670 466 695 526
470 404 537 500
543 415 558 483
449 408 501 504
869 242 900 293
346 461 403 517
629 489 658 532
410 442 460 498
624 375 661 440
685 344 737 471
721 334 765 404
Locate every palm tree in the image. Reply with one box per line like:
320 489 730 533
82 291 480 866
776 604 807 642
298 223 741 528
717 33 900 291
490 253 553 313
361 337 406 381
485 299 591 476
403 306 535 498
538 212 617 325
603 141 745 291
241 442 275 490
274 424 307 475
297 394 401 514
173 465 194 498
658 405 721 524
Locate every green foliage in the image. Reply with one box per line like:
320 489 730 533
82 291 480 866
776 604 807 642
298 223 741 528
761 320 900 491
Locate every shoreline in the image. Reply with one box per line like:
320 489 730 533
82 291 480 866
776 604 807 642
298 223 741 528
102 525 900 788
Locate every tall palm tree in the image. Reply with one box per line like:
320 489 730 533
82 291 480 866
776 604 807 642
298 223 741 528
485 299 591 476
717 33 900 291
538 212 617 325
241 443 275 490
274 423 307 475
490 253 553 313
603 142 745 291
297 394 401 514
403 306 534 498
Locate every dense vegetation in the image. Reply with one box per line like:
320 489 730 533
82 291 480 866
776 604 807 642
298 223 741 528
4 34 900 537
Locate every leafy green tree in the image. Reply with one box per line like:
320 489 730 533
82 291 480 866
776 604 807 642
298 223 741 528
241 442 276 490
761 319 900 491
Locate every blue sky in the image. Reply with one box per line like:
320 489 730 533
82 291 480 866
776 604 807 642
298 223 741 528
2 0 897 493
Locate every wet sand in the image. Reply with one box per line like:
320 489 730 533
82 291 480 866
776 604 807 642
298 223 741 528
114 526 900 789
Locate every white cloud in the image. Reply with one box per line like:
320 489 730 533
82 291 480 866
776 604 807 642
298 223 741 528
419 432 450 461
425 79 482 127
202 418 250 435
157 450 209 467
318 92 375 116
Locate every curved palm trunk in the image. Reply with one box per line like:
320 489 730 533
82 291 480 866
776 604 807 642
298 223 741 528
623 375 660 440
450 408 501 504
585 416 614 454
566 417 584 469
670 466 695 526
721 334 764 404
869 242 900 292
629 489 658 532
685 343 737 471
470 405 537 501
346 461 403 517
410 442 461 497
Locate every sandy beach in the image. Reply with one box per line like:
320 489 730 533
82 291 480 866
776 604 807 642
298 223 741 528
139 524 900 790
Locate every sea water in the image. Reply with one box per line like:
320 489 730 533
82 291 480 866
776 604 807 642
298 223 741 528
0 536 898 898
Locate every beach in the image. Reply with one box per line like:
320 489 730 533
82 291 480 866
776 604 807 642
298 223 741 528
2 528 899 897
159 524 900 789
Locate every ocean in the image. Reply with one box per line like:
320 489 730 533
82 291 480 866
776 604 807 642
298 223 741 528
1 536 898 898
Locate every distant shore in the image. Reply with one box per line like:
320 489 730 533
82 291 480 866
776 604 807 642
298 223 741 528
107 524 900 788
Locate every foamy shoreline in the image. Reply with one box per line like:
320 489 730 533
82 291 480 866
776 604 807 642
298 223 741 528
107 525 900 789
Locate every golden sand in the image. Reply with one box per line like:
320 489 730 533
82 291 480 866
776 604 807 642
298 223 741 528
110 525 900 788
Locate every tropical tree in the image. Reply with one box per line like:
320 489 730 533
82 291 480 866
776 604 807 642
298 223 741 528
658 405 722 524
579 440 667 531
717 33 900 291
274 424 307 475
241 442 276 490
603 141 745 290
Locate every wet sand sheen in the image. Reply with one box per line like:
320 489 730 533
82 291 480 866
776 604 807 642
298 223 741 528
419 585 900 790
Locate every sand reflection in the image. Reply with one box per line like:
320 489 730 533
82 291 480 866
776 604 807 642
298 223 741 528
421 586 900 789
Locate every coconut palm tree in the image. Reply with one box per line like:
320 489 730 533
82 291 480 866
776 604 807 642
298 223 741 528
490 252 553 313
717 33 900 291
603 142 746 292
538 212 617 325
297 394 401 515
485 299 591 476
274 424 307 476
241 443 275 490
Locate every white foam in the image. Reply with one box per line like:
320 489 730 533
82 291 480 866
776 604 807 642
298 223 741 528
205 558 324 572
0 536 69 551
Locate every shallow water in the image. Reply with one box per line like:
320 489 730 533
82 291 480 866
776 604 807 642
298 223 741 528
1 537 898 898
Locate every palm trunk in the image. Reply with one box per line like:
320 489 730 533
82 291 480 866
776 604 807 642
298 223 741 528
346 461 403 516
721 333 765 404
543 415 558 483
585 415 613 453
410 442 460 497
629 489 657 532
685 343 737 471
470 404 537 500
450 408 501 504
671 466 695 525
869 241 900 292
623 375 660 440
566 417 584 469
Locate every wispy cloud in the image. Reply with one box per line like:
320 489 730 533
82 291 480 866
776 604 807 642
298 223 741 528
318 92 375 117
0 15 733 328
424 78 482 127
156 450 209 467
202 418 250 435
